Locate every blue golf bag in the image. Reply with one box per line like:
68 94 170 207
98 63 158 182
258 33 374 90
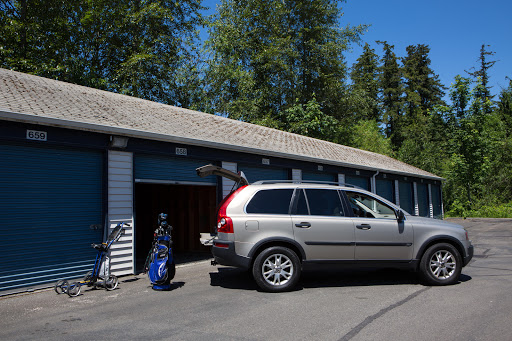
146 213 176 290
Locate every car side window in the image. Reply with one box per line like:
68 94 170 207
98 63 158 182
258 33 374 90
345 191 396 219
246 189 294 214
304 189 344 217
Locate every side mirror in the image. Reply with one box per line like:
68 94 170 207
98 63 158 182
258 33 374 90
396 209 405 222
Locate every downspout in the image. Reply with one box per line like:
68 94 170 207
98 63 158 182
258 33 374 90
371 170 380 193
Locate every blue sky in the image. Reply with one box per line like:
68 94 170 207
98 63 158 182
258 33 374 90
201 0 511 98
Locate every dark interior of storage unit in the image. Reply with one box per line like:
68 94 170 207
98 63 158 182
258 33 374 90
134 183 217 272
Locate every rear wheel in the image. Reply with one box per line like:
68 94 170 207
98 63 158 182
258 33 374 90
105 275 118 291
252 246 301 292
67 282 81 297
420 243 462 285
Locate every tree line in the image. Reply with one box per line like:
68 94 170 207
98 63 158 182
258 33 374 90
1 0 511 217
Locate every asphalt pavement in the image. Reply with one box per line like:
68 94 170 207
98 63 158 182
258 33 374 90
0 218 511 341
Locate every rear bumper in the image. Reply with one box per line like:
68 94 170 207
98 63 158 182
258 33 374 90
212 241 251 270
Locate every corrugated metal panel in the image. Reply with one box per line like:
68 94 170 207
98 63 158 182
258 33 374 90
431 184 442 219
302 171 335 182
134 153 216 184
376 179 394 202
238 165 289 183
345 175 370 191
399 182 414 215
108 151 134 276
417 183 429 217
221 162 237 198
0 143 103 292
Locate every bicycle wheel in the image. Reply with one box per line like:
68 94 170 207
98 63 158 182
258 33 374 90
67 282 81 297
54 280 69 294
105 275 118 291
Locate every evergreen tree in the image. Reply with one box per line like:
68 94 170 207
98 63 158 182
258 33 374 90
402 44 446 120
465 44 497 104
398 44 446 172
377 41 403 148
350 43 380 121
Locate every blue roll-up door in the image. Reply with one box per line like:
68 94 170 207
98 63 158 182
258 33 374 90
345 175 370 191
399 182 414 215
0 143 104 292
238 165 288 184
431 184 442 219
134 154 216 184
376 179 394 202
303 171 335 183
417 183 429 217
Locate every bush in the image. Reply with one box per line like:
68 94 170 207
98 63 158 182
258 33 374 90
445 201 512 218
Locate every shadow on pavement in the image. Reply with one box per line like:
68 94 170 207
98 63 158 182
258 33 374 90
209 266 473 291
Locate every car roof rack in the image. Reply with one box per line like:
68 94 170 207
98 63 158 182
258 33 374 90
251 180 364 189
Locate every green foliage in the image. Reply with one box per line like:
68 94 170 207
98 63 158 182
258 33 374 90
445 201 512 218
377 41 403 147
350 43 380 121
350 120 393 156
0 0 205 106
1 1 511 218
205 0 367 126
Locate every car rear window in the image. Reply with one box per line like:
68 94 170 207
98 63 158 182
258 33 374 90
246 189 294 214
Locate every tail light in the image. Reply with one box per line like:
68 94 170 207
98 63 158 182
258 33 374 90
217 185 247 234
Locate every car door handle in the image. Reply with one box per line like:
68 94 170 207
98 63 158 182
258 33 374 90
295 222 311 228
356 224 372 230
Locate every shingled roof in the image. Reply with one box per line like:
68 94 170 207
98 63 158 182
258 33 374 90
0 68 441 180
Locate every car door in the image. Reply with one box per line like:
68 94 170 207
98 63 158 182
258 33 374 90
344 190 413 261
291 188 355 260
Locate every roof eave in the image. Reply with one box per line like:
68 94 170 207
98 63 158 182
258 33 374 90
0 110 444 181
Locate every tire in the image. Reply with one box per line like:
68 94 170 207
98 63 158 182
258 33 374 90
83 271 93 282
252 246 301 292
67 282 81 297
54 280 68 294
419 243 462 286
105 275 119 291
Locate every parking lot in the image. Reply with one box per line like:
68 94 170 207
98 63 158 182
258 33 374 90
1 218 511 341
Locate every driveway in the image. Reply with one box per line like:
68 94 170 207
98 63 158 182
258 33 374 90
1 218 511 341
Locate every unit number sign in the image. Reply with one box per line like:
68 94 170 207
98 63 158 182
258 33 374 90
175 147 187 156
26 130 47 141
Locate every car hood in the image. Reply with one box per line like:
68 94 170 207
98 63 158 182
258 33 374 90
406 215 465 230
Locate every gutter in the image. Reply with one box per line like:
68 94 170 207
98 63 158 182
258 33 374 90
0 110 444 181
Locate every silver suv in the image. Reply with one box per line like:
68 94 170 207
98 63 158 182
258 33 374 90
198 165 474 292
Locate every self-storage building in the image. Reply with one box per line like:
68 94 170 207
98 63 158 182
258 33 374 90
0 68 443 293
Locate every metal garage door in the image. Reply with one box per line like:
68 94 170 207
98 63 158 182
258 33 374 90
303 171 335 183
431 184 442 219
134 154 216 184
376 179 394 202
399 182 414 215
238 165 288 184
345 175 370 191
417 183 429 217
0 143 104 292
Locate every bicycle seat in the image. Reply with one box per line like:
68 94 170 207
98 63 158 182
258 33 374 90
91 243 108 252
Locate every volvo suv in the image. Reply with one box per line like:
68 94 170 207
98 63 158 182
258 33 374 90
197 165 473 292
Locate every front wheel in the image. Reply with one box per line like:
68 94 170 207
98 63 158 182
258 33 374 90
419 243 462 285
54 280 69 294
252 246 301 292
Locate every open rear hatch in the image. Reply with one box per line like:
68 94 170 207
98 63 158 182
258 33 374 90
196 164 249 246
196 164 249 186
